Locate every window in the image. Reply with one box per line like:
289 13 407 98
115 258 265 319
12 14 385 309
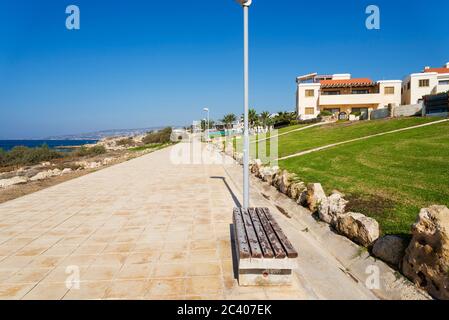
304 107 315 115
305 89 315 97
419 79 430 87
407 82 411 90
439 80 449 85
352 89 369 94
321 90 340 95
384 87 395 95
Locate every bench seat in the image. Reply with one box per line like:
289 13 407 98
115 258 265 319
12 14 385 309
233 207 298 286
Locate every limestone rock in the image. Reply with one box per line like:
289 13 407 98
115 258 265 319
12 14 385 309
288 182 307 203
250 159 263 175
372 235 408 267
30 170 53 181
51 169 62 176
102 157 114 165
306 183 328 213
325 192 349 225
259 166 279 185
61 168 73 175
336 212 380 247
402 205 449 300
273 170 294 195
0 176 29 188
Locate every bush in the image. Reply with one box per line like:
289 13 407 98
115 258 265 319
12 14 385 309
75 145 107 157
142 127 173 144
289 120 300 126
0 148 6 166
116 137 136 147
0 145 62 167
351 111 362 117
319 110 333 117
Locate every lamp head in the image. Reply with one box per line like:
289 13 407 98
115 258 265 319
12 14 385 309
236 0 252 7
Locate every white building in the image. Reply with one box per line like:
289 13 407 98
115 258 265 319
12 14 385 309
402 62 449 105
296 73 402 120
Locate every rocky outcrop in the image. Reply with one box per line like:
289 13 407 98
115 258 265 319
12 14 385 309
402 206 449 300
61 168 73 175
102 158 115 165
30 169 62 181
336 212 380 247
372 235 408 267
306 183 328 214
75 161 102 170
0 176 29 189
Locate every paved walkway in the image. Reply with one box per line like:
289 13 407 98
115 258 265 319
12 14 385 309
0 142 378 300
277 118 449 161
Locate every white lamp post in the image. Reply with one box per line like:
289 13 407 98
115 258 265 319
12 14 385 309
203 107 210 142
236 0 252 209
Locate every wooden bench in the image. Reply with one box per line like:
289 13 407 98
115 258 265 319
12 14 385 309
233 207 298 286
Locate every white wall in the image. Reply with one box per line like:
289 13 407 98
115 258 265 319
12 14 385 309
402 72 438 104
437 73 449 93
378 80 402 107
297 83 321 119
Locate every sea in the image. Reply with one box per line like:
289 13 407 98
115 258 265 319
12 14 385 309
0 140 98 152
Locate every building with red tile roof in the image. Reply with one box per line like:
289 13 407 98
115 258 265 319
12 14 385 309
402 62 449 105
296 73 402 120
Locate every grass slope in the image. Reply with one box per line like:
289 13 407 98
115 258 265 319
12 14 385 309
273 117 440 158
279 121 449 236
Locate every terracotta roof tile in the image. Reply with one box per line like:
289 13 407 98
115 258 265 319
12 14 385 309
424 68 449 74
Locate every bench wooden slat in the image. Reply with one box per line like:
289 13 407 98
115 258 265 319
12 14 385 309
262 208 298 258
248 208 274 258
256 208 286 259
240 208 263 258
233 208 251 259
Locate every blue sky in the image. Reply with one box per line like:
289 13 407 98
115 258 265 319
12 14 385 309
0 0 448 139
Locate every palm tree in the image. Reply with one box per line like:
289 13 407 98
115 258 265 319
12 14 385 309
222 113 237 129
259 111 271 129
248 109 259 128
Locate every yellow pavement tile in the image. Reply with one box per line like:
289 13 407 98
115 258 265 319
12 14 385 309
187 262 221 277
185 276 224 296
22 282 69 300
145 279 186 297
152 263 187 278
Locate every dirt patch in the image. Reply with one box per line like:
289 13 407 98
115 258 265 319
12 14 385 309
0 170 92 204
345 193 395 219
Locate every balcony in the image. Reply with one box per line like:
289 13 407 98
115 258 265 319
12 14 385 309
319 93 381 106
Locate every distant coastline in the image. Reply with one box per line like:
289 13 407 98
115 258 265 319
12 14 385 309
0 140 98 152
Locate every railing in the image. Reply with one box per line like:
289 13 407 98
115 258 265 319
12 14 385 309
319 93 382 105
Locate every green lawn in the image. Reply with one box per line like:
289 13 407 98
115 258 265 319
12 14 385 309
279 120 449 236
273 117 440 158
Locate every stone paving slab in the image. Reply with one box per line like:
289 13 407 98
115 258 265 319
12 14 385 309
0 145 310 300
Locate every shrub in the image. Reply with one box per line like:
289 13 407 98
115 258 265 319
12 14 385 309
1 145 62 167
289 120 300 126
0 148 6 166
116 137 136 147
75 145 107 157
319 110 333 117
142 127 173 144
351 111 362 117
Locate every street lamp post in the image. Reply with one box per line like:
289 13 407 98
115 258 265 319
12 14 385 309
203 108 210 142
236 0 252 209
